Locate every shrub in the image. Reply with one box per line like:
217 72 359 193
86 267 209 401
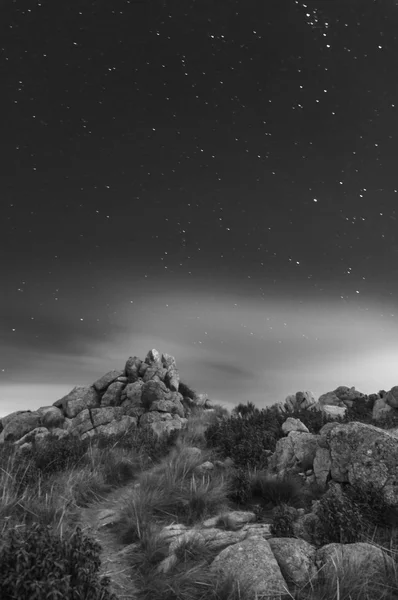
227 468 252 504
270 503 297 537
205 410 281 469
343 480 397 529
34 434 91 473
250 472 303 508
288 407 344 434
0 522 117 600
313 484 368 545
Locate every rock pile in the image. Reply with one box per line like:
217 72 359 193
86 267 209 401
0 349 213 451
274 384 398 422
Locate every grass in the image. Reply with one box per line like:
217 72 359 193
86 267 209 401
3 398 398 599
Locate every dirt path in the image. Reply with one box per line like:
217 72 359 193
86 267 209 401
75 482 140 600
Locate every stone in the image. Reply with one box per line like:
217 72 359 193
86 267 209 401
93 370 124 393
386 385 398 409
313 447 332 489
140 411 186 437
150 397 185 418
203 511 256 529
372 397 393 421
315 542 396 586
90 407 124 428
327 421 398 506
318 391 343 407
210 537 291 599
70 409 94 435
15 427 50 446
1 411 31 429
125 356 142 383
0 411 41 443
94 415 137 437
40 406 65 429
268 537 318 590
145 348 163 365
141 380 170 410
195 461 214 474
282 418 309 435
267 431 320 477
100 381 125 407
321 405 347 419
54 386 100 418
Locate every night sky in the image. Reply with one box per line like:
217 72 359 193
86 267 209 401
2 0 398 418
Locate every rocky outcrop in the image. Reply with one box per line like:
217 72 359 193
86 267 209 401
275 384 398 424
267 417 398 508
0 349 212 450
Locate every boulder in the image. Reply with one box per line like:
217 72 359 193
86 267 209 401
100 381 125 407
321 405 347 419
372 397 393 421
386 385 398 409
125 356 142 383
90 415 137 438
70 409 94 435
91 407 124 428
267 431 320 478
281 418 309 435
40 406 65 429
0 411 41 443
210 537 291 599
141 380 170 410
15 427 50 447
150 397 185 418
315 542 396 586
268 537 318 590
93 370 124 393
140 411 187 437
162 352 180 391
54 386 100 418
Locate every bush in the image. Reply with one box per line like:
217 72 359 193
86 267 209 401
34 434 91 473
288 407 344 434
0 522 117 600
227 468 252 505
270 503 297 537
313 484 368 545
343 480 397 529
205 409 281 469
250 472 303 508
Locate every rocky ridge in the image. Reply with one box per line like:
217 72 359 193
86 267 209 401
0 348 213 451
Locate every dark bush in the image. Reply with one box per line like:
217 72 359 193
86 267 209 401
0 522 117 600
33 434 91 473
270 503 297 537
344 480 398 529
250 472 303 508
227 468 252 504
313 485 367 545
205 409 282 469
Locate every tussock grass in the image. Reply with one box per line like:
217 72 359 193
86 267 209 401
115 439 232 545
